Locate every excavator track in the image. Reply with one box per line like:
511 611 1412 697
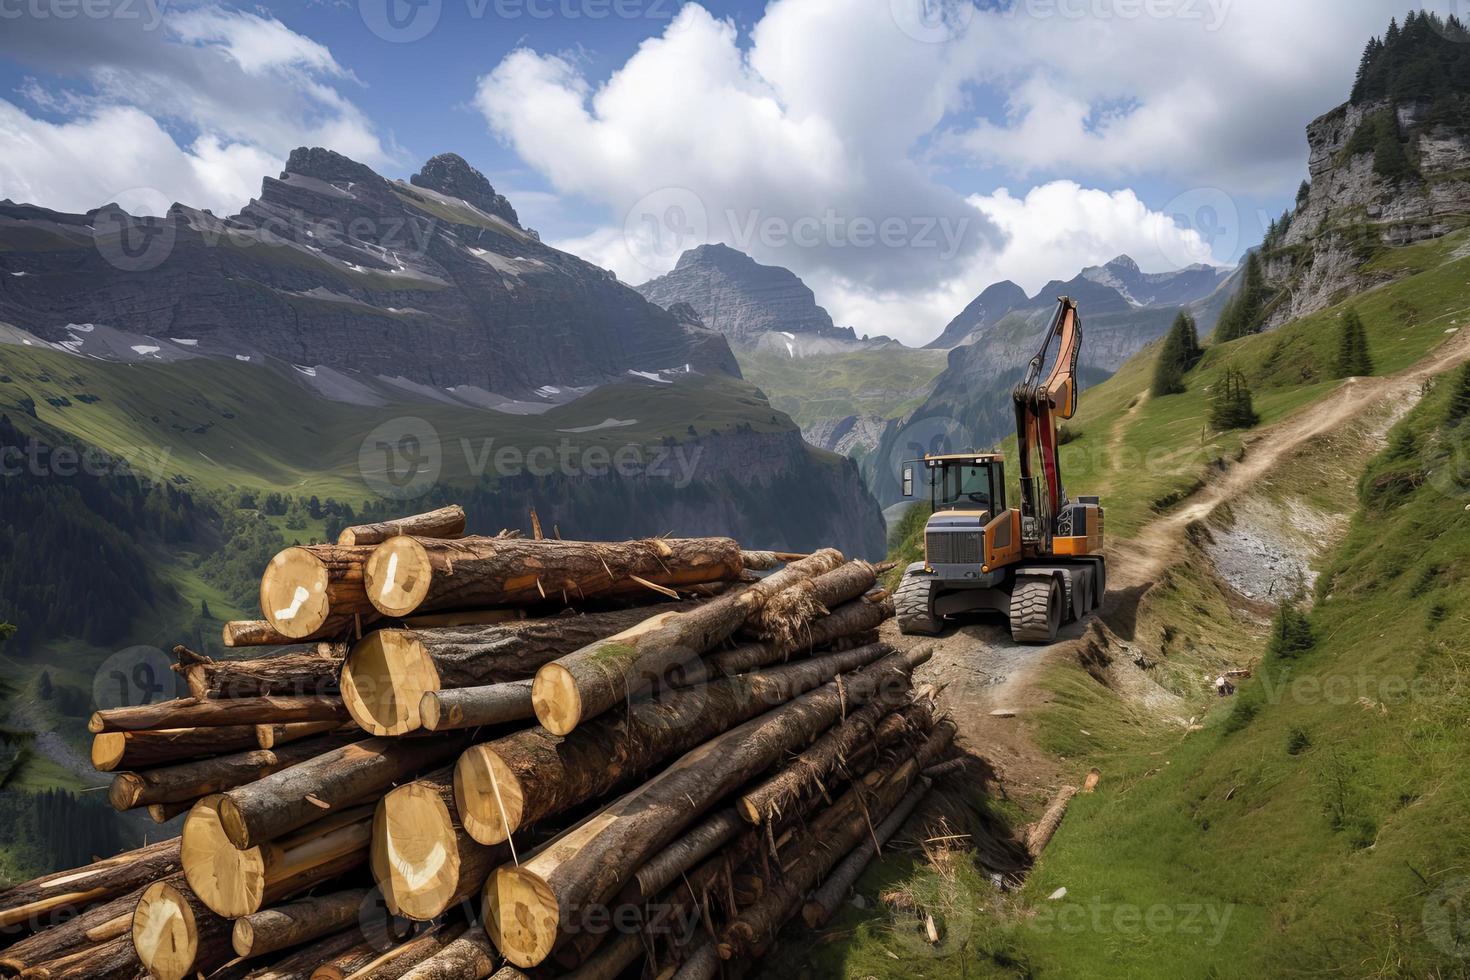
1010 575 1060 644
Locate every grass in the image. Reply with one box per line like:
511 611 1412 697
736 348 946 431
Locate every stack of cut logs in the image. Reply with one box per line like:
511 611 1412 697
0 505 955 980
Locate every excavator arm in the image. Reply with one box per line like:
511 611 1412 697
1012 297 1082 546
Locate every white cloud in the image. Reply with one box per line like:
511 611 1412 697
0 2 391 216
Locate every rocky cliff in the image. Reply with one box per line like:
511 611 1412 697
0 149 737 394
636 244 856 348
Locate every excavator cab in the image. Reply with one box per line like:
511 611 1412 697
913 455 1006 514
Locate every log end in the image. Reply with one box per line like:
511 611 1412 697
132 881 203 980
453 746 523 846
259 547 333 640
341 631 438 737
90 733 126 772
231 919 255 959
85 713 104 735
107 773 144 812
182 797 268 918
372 784 462 921
529 664 581 737
483 866 559 969
363 536 432 619
417 692 446 732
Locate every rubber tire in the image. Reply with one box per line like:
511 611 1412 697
1094 561 1107 611
1010 575 1062 644
895 571 942 636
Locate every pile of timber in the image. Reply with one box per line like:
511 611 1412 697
0 505 955 980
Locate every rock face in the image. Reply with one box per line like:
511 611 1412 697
636 244 855 348
802 414 888 458
1267 98 1470 324
924 280 1029 349
0 147 738 393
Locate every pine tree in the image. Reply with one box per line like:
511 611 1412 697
1210 368 1259 430
1267 602 1315 661
1297 180 1311 207
1215 253 1270 342
1151 311 1202 397
1333 309 1374 377
200 598 213 620
1446 362 1470 427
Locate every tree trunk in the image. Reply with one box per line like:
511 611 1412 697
148 800 196 824
419 682 532 732
327 922 463 980
131 879 233 980
18 931 142 980
747 560 878 645
259 544 379 640
705 597 893 676
395 930 497 980
630 809 744 902
179 647 346 700
340 605 693 736
91 726 261 772
1026 785 1078 858
483 646 929 967
182 799 373 918
0 838 180 930
216 734 472 849
338 507 466 547
223 619 364 649
457 642 892 846
371 767 508 921
257 721 352 749
0 876 155 974
362 536 746 620
530 550 845 735
89 696 350 735
802 779 932 928
231 889 372 959
110 731 363 809
737 685 912 825
668 941 718 980
243 929 364 980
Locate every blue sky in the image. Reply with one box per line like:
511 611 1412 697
0 0 1416 343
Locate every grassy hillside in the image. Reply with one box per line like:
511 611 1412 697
736 347 946 430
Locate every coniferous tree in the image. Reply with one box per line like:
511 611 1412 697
1267 602 1315 660
1210 368 1259 430
1151 311 1205 397
1215 253 1270 342
1333 309 1374 377
1296 180 1311 207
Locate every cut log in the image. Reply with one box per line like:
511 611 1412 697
223 619 363 649
318 922 462 980
457 642 892 846
91 726 261 772
1025 785 1078 858
338 507 467 547
484 646 929 967
232 889 371 959
148 800 196 824
0 838 180 930
395 930 497 980
748 560 878 646
705 596 893 676
802 778 932 927
89 696 350 735
243 929 364 980
182 798 373 918
260 544 380 640
256 721 352 750
340 605 692 736
216 734 472 849
737 684 912 825
0 877 154 974
362 536 745 620
19 931 141 980
131 879 233 980
630 809 743 902
180 648 346 700
371 767 507 920
920 758 968 780
668 941 718 980
531 549 845 735
418 682 532 732
110 731 362 810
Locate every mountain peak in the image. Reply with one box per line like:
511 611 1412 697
410 152 519 227
284 147 384 188
1105 254 1140 271
675 242 754 271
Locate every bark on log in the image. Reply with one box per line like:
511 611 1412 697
457 642 891 846
256 721 352 750
341 605 693 736
182 799 373 918
630 809 744 902
223 619 364 649
148 800 196 824
418 682 532 732
483 646 929 967
362 536 746 620
338 507 467 547
323 922 462 980
0 838 180 930
216 734 472 849
1025 785 1078 858
259 545 379 640
89 696 350 735
737 685 912 825
705 597 894 676
110 731 363 810
18 931 142 980
920 758 968 780
232 889 371 959
747 560 878 645
531 550 845 735
371 767 508 920
395 931 497 980
131 879 233 980
400 610 523 629
802 779 932 928
668 942 717 980
243 929 363 980
91 727 261 772
0 875 157 974
179 648 346 700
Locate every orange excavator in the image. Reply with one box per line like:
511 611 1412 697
895 296 1105 643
